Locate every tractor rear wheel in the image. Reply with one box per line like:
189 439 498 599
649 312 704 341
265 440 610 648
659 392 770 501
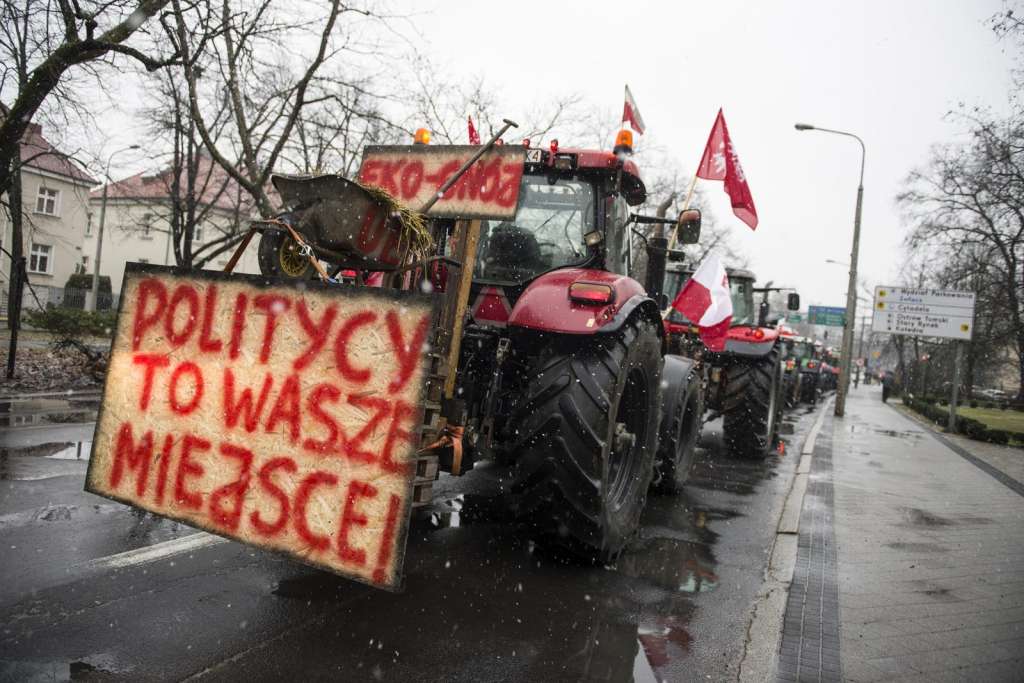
258 219 314 280
722 346 782 458
507 317 662 563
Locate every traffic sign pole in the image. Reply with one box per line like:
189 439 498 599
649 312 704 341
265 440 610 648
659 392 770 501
948 341 963 432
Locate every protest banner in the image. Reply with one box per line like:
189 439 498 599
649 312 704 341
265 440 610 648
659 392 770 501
86 265 436 591
358 145 525 220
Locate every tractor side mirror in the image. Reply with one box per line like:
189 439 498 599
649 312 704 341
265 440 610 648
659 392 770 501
787 292 801 311
676 208 702 245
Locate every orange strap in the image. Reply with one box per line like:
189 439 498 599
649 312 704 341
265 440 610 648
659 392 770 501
418 424 465 475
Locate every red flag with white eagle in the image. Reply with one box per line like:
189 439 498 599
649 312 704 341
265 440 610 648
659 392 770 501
696 109 758 230
671 251 733 351
467 115 481 145
622 85 646 135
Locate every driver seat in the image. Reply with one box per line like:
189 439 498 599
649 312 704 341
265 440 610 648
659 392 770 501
481 223 545 280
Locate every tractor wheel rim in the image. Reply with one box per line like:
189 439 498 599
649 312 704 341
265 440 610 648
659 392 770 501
279 237 309 277
608 366 648 512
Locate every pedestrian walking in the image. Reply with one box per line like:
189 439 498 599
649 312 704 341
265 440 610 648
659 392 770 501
882 372 893 403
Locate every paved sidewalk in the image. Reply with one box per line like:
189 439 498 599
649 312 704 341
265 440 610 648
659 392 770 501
829 385 1024 681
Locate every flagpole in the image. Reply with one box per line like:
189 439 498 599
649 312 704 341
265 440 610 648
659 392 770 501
663 174 699 255
680 173 699 211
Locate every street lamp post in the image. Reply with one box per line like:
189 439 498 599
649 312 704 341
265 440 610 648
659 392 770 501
90 145 139 312
797 123 865 417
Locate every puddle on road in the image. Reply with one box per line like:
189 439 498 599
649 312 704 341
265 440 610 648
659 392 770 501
848 423 924 441
886 541 948 553
616 536 718 594
0 654 125 681
900 506 993 527
0 396 99 428
0 441 91 480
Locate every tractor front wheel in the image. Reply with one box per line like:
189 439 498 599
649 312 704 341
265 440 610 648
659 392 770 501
507 317 662 563
722 346 782 458
653 376 703 493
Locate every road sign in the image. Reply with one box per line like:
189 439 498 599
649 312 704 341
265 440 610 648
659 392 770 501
808 305 846 327
787 313 804 323
871 286 975 340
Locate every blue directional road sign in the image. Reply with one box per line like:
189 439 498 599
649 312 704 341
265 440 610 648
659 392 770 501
807 305 846 327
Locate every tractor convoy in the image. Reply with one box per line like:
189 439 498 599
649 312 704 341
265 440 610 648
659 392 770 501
247 126 836 563
116 121 831 576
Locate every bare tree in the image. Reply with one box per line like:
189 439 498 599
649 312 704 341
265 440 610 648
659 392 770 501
898 112 1024 399
0 0 177 197
135 64 252 268
166 0 397 217
407 62 584 146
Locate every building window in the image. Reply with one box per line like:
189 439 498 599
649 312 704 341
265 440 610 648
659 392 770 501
29 243 52 274
86 212 93 236
35 187 60 216
82 255 89 273
138 258 150 264
193 224 203 242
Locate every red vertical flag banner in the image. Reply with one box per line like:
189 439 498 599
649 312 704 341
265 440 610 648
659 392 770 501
696 109 758 230
467 116 481 145
622 85 646 135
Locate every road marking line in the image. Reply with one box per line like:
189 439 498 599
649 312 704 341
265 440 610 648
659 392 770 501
82 533 228 571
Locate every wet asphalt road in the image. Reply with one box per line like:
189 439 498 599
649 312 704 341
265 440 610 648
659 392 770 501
0 395 818 682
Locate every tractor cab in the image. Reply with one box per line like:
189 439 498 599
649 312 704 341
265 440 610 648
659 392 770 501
465 141 650 327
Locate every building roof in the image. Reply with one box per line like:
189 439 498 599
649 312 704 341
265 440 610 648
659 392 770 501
92 153 256 213
20 123 98 185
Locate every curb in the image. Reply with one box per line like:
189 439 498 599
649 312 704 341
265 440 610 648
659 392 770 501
737 397 832 683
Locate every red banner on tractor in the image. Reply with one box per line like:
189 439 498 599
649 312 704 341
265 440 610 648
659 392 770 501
358 145 526 221
86 265 436 591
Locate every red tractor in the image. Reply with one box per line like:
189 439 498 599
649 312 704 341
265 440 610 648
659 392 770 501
663 264 800 458
254 128 704 562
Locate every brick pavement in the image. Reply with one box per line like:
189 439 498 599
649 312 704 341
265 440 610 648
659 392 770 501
831 385 1024 682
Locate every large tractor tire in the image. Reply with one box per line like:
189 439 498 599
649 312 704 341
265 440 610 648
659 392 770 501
257 217 314 280
722 345 782 458
653 356 704 493
507 317 662 563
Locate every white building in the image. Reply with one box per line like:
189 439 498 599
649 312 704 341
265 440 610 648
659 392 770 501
0 123 97 311
85 154 261 294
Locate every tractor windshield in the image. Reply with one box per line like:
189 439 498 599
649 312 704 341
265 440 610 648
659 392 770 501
730 278 755 326
792 341 815 359
665 270 756 327
474 175 594 283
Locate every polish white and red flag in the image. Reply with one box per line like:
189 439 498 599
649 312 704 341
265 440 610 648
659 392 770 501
696 109 758 230
467 115 481 145
671 251 733 351
622 85 646 135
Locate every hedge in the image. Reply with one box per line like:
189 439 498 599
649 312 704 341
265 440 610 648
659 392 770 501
903 395 1020 446
24 305 116 338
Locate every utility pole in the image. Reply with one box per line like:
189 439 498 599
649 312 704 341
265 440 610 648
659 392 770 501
795 123 865 417
854 314 869 388
948 342 963 432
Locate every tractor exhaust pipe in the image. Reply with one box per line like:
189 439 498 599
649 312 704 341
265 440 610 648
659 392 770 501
645 236 669 304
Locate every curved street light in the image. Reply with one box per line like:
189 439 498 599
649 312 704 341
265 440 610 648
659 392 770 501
797 123 866 417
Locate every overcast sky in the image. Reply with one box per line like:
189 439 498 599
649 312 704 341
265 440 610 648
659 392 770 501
397 0 1016 309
